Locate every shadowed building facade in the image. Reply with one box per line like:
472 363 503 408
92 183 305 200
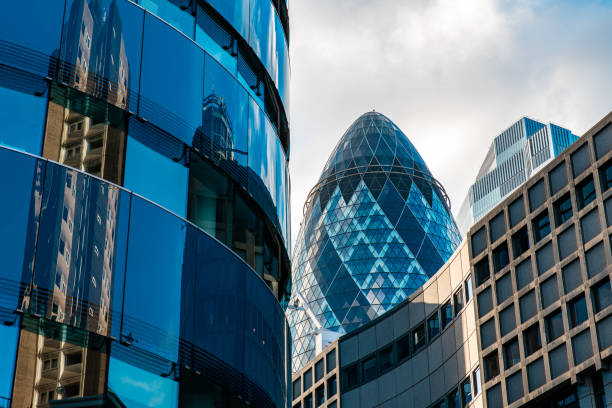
288 112 461 372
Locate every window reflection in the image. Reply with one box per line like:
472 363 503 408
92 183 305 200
12 316 109 405
58 0 144 112
31 165 122 337
43 84 127 185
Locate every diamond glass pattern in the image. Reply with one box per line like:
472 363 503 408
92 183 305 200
288 112 461 372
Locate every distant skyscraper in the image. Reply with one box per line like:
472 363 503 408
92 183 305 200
288 111 461 372
456 117 578 235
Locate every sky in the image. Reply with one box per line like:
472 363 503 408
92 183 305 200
287 0 612 249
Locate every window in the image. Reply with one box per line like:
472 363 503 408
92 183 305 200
554 194 573 226
464 275 473 301
492 242 510 273
484 351 500 381
412 323 426 351
462 377 472 406
396 334 411 362
592 279 612 313
532 211 551 242
428 312 440 339
454 289 464 314
65 352 82 366
448 389 460 408
303 393 313 408
315 385 324 407
292 378 301 399
512 226 530 258
314 359 324 382
342 364 358 390
327 375 337 398
592 372 607 408
577 176 596 209
473 367 482 396
503 338 521 369
523 324 541 356
441 301 453 329
326 349 336 372
362 355 377 382
379 345 394 372
475 257 490 287
545 310 565 342
568 295 588 328
599 159 612 192
303 368 312 391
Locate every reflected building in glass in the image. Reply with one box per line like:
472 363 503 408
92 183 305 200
0 0 291 406
456 118 578 236
288 111 462 372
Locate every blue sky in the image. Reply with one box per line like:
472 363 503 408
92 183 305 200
288 0 612 247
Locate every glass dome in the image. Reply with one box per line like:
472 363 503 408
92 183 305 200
288 111 461 372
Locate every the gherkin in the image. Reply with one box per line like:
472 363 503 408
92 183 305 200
288 111 461 372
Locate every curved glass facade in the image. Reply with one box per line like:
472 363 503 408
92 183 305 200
0 0 290 406
288 112 461 372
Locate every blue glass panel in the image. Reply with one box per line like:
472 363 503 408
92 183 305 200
201 54 248 167
275 11 290 113
108 356 179 407
32 164 125 335
208 0 249 39
0 86 46 154
0 149 42 306
247 98 275 204
249 0 276 81
276 136 288 242
109 190 131 341
59 0 144 112
123 136 188 217
139 0 194 38
183 225 246 371
0 0 64 77
0 324 19 399
195 8 237 76
245 268 284 407
139 13 204 145
123 197 185 362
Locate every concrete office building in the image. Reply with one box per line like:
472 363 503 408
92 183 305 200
292 112 612 408
0 0 291 406
457 118 578 236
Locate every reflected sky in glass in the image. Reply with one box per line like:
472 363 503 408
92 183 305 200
108 356 178 407
0 324 18 398
0 87 45 155
124 137 188 217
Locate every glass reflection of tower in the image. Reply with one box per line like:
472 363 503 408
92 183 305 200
201 93 234 161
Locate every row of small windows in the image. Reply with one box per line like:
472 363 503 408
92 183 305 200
292 375 337 408
473 158 612 288
341 276 473 392
481 277 611 384
430 367 482 408
293 349 336 400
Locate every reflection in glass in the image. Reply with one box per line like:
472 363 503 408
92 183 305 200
11 316 109 405
43 84 127 184
32 165 122 336
138 0 194 38
59 0 144 112
108 355 178 407
0 324 19 400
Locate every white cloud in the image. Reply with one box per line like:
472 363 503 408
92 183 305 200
288 0 612 248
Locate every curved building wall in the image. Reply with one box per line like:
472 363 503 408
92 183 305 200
289 112 461 372
0 0 290 406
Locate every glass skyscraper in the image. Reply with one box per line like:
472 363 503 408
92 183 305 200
288 111 461 372
456 117 578 235
0 0 291 406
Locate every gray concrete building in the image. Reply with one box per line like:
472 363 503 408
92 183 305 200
292 111 612 408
